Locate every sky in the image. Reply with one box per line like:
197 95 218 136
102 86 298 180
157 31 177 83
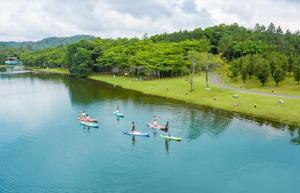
0 0 299 41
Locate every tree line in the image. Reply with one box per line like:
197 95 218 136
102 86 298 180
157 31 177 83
1 23 300 86
21 38 211 78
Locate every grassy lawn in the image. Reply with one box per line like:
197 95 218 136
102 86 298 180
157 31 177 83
89 74 300 126
32 67 70 75
30 68 300 125
221 74 300 96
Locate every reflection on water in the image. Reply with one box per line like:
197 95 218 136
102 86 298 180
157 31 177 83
290 128 300 145
185 108 232 140
131 135 136 147
0 66 6 72
0 73 300 193
1 73 298 143
164 139 171 155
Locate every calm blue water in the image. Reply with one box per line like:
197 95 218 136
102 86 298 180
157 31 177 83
0 73 299 193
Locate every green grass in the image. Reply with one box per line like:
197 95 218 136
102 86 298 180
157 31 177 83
221 75 300 96
29 68 300 125
32 67 70 75
89 74 300 126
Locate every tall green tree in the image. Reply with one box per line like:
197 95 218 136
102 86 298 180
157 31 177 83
187 50 200 91
273 67 285 86
240 58 249 83
218 33 233 55
229 60 239 80
267 52 288 77
293 65 300 84
257 59 270 86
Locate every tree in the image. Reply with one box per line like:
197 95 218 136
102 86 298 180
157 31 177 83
97 45 130 73
257 60 270 86
70 64 91 78
247 55 256 78
180 39 210 56
226 40 268 59
201 53 223 88
294 65 300 84
267 52 288 77
199 53 213 88
229 60 239 80
187 51 223 90
267 23 276 34
273 67 285 86
276 26 283 34
91 46 104 63
10 22 300 85
254 23 266 33
287 54 296 73
218 33 233 55
240 58 249 83
65 42 94 77
130 42 185 77
187 50 200 91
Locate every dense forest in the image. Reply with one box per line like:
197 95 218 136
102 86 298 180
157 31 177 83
1 23 300 86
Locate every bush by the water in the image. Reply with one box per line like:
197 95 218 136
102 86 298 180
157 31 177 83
70 64 91 78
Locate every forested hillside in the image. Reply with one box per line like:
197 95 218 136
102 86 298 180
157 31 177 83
0 35 95 50
2 23 300 85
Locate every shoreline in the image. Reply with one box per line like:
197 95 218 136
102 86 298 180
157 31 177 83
31 68 300 127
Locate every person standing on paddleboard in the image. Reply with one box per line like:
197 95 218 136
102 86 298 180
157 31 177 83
116 105 120 113
165 122 169 132
131 122 136 132
81 110 87 117
153 115 158 127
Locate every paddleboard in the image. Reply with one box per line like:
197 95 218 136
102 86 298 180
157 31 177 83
160 135 182 141
123 131 150 137
80 122 99 128
113 112 124 117
147 123 165 129
77 117 98 122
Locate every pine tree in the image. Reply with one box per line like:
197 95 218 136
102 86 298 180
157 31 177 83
294 65 300 84
257 60 270 86
273 67 285 86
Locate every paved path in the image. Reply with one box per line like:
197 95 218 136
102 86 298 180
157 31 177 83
209 73 300 99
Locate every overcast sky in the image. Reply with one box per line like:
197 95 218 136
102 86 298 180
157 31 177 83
0 0 299 41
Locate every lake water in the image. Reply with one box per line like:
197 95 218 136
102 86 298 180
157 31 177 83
0 73 299 193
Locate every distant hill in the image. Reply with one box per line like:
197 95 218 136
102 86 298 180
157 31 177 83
0 35 95 50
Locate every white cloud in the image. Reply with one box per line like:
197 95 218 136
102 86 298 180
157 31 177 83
196 0 300 31
0 0 299 41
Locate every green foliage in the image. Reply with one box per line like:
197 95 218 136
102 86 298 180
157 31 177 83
240 58 249 83
97 44 131 71
70 64 91 78
0 48 24 64
293 65 300 84
226 40 269 59
150 28 205 42
0 35 95 50
21 47 66 67
256 59 270 86
273 67 285 86
267 51 288 76
1 22 298 84
180 39 211 55
229 60 239 80
218 34 233 54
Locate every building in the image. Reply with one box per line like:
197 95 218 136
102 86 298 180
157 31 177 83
5 57 22 65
